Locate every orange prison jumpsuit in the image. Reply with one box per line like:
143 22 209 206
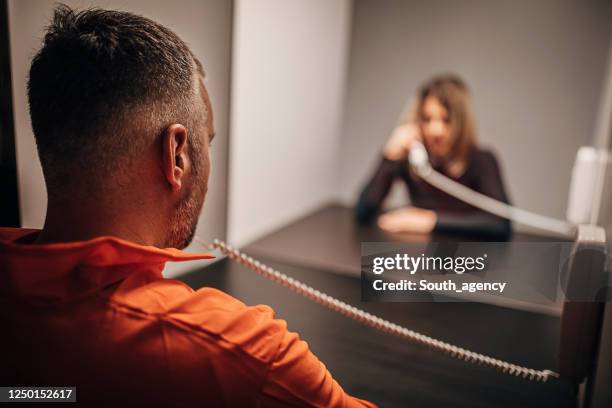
0 228 376 407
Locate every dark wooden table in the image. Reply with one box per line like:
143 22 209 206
179 204 576 407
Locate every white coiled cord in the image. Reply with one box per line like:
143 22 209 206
409 143 576 238
197 237 560 383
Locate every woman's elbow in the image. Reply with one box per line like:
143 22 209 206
354 204 376 225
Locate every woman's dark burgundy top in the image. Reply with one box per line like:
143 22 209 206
355 149 512 240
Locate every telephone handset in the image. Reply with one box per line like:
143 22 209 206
194 237 559 383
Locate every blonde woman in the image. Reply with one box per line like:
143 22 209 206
356 74 511 239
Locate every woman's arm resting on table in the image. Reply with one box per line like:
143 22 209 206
435 212 511 240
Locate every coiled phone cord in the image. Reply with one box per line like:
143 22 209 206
198 238 560 383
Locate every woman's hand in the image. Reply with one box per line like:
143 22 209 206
382 123 422 161
377 207 437 234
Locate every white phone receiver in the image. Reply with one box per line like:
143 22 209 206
407 142 431 175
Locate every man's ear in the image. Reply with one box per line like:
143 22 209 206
162 124 189 192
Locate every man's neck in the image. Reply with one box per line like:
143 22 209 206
35 200 165 247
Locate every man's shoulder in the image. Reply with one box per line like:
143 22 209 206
108 274 287 364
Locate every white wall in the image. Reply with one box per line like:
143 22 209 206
227 0 352 246
8 0 232 275
337 0 612 226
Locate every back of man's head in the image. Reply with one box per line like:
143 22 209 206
28 5 201 196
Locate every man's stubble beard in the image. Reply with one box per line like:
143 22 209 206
166 176 206 249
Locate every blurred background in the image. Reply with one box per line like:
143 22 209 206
2 0 612 261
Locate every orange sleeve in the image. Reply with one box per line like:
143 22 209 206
259 321 377 407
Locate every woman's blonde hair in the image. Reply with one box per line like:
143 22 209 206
400 74 477 176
